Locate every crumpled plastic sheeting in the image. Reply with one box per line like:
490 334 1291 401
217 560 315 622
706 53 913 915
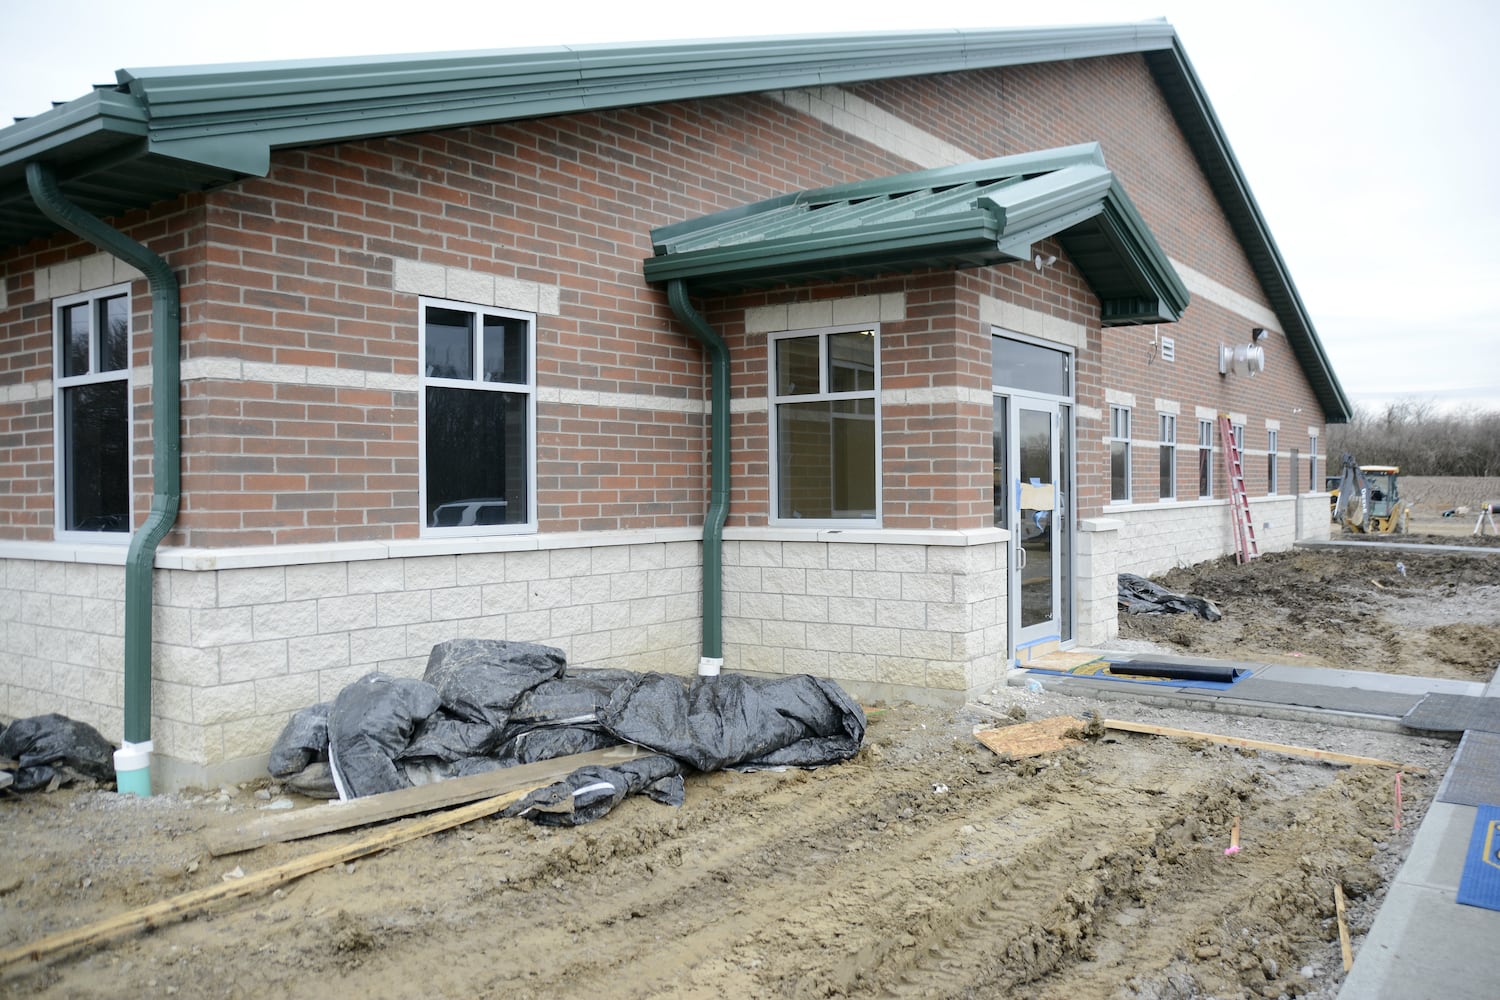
328 673 442 799
399 642 626 771
1118 572 1224 621
501 754 686 827
423 638 567 731
280 637 868 823
599 672 867 772
0 713 116 792
267 702 330 778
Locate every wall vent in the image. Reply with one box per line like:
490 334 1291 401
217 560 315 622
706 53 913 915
1159 336 1175 362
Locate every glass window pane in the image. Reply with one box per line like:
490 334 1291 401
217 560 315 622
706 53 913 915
482 314 528 384
776 398 875 519
1111 441 1129 501
425 307 473 379
100 296 129 373
425 386 527 527
992 336 1068 395
62 302 90 377
776 336 820 396
827 331 874 392
63 381 129 532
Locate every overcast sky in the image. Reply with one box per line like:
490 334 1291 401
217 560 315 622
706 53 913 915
4 0 1496 415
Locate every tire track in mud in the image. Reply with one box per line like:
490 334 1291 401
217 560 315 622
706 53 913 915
5 712 1447 1000
323 732 1291 1000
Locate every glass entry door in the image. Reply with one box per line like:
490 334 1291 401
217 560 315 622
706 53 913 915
995 393 1065 650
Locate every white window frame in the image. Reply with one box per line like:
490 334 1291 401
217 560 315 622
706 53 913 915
1267 428 1279 496
1109 405 1132 503
1158 413 1176 501
53 282 133 542
1309 433 1319 492
1197 419 1214 499
768 324 881 527
418 297 537 537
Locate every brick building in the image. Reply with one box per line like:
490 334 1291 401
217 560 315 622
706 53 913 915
0 23 1349 788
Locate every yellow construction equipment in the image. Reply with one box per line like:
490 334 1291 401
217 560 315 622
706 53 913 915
1332 454 1411 534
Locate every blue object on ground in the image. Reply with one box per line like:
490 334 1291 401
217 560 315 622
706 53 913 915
1456 804 1500 912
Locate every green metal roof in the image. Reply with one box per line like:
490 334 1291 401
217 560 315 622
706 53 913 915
0 22 1351 420
645 143 1189 325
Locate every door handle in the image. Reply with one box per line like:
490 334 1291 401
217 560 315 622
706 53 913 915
1016 547 1026 570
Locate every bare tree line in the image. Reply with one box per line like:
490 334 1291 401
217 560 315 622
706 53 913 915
1328 401 1500 476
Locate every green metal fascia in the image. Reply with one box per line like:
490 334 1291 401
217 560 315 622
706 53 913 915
144 134 270 176
1096 183 1190 317
977 163 1113 232
665 280 729 663
652 143 1107 251
0 91 147 175
109 25 1171 148
644 212 1001 285
25 162 181 754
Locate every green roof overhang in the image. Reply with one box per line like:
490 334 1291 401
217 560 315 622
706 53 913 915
645 143 1189 326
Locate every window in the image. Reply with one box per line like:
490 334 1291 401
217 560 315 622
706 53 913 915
1309 434 1319 492
54 285 131 535
420 299 535 534
1158 413 1176 501
1109 406 1131 502
1197 419 1214 498
771 327 878 523
1267 429 1279 495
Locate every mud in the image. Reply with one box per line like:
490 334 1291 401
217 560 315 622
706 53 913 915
1122 545 1500 680
0 699 1453 1000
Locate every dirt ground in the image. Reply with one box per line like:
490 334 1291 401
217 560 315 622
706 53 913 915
2 479 1497 1000
1120 475 1500 681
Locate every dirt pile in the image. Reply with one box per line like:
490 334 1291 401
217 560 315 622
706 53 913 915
1120 546 1500 680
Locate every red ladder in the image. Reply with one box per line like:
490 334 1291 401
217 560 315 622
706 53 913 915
1218 414 1259 563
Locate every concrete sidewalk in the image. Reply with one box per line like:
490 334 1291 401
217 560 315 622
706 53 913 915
1008 654 1500 1000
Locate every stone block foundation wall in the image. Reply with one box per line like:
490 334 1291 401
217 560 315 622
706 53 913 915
722 529 1009 705
0 533 708 787
1 527 1015 787
1099 494 1323 579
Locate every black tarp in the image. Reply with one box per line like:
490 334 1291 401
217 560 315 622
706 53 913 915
0 714 116 792
1117 573 1223 621
272 638 867 824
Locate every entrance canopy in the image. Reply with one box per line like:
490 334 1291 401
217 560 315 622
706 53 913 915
646 143 1188 326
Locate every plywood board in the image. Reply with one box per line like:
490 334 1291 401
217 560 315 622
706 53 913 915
1023 650 1106 673
209 743 645 856
976 716 1085 760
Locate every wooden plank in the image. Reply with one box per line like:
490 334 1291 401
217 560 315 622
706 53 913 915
0 785 536 971
975 716 1085 760
209 743 645 856
1334 882 1354 971
1024 651 1105 673
1098 718 1427 774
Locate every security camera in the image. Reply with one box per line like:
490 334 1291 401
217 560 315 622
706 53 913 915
1251 328 1269 342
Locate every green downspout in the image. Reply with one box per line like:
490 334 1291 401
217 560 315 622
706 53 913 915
666 279 728 675
27 162 181 795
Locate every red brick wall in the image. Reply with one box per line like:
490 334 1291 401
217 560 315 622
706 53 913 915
0 52 1326 544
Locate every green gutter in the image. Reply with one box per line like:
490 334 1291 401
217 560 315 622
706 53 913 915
666 279 728 674
26 161 181 796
